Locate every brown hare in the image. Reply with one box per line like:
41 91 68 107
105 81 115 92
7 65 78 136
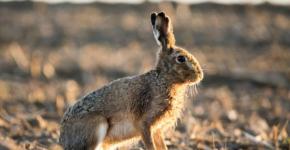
60 12 203 150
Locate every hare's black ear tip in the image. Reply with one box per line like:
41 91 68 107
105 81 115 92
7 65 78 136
151 12 157 16
158 12 165 17
151 12 157 26
165 16 169 23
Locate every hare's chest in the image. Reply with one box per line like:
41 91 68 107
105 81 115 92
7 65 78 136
154 98 185 129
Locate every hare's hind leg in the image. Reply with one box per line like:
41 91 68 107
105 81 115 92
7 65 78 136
60 115 109 150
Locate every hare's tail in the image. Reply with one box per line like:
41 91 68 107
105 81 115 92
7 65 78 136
60 115 108 150
95 122 108 150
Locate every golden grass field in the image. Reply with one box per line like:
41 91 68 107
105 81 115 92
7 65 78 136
0 1 289 149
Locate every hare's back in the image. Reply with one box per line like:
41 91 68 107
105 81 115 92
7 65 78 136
62 75 145 121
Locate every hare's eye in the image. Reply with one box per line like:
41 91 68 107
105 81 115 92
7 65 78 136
176 55 186 63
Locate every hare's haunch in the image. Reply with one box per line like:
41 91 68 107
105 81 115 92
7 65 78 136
60 12 203 150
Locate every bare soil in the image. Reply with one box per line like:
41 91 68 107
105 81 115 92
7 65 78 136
0 1 289 149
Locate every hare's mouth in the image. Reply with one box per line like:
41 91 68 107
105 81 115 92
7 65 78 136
189 71 203 84
189 78 202 84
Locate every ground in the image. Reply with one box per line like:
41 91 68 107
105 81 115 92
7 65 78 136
0 1 289 150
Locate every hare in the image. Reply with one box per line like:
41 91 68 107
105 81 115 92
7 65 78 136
60 12 203 150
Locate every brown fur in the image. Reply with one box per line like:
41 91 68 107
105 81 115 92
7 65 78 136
60 12 203 150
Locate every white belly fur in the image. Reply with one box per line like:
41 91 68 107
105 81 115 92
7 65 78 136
107 119 138 140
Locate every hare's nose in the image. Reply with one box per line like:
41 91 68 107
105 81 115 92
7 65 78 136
196 67 204 80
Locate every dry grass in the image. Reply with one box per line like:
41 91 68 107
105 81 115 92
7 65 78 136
0 1 289 149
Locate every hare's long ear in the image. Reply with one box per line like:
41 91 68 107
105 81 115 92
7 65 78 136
151 12 176 50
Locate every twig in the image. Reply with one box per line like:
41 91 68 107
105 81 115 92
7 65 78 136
243 131 274 149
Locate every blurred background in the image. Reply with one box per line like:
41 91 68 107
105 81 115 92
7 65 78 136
0 0 290 149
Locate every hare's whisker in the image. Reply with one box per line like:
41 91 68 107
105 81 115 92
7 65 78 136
194 84 198 95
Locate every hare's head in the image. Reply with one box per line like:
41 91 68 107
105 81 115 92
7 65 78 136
151 12 203 84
